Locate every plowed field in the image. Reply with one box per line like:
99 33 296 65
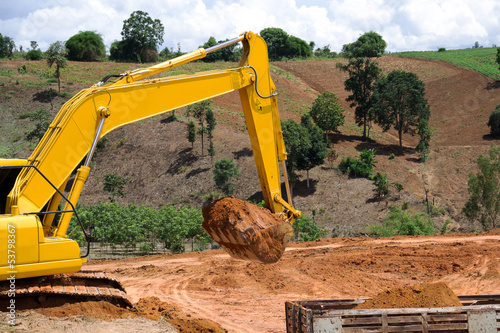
7 232 499 332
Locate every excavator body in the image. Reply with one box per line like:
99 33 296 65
0 31 301 298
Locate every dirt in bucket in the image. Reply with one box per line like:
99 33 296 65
202 197 292 263
354 282 463 309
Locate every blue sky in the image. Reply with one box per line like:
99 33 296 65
1 0 499 53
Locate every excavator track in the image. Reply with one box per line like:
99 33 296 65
0 270 133 310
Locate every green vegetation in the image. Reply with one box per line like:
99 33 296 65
463 143 500 231
110 10 164 63
371 70 431 149
309 92 345 137
46 41 67 93
68 202 210 254
395 47 500 80
186 99 215 155
65 31 106 62
292 215 325 242
369 206 435 237
260 27 312 61
213 158 240 196
342 31 387 58
336 57 382 139
338 148 377 179
487 104 500 138
103 173 129 202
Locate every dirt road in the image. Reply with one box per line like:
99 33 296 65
79 232 500 332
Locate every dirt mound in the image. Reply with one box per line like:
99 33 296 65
355 282 462 309
33 300 139 320
32 297 226 332
202 197 292 263
135 297 227 332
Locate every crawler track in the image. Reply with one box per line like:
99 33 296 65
0 270 132 310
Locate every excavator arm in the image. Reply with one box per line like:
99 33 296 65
0 31 300 280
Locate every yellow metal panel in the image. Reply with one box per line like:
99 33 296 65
39 238 81 262
0 258 85 280
0 159 28 166
0 215 40 267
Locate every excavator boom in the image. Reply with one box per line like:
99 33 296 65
0 31 301 284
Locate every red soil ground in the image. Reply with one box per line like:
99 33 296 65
79 232 499 332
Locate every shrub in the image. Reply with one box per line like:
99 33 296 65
438 47 446 52
369 206 435 237
103 173 129 202
373 172 391 198
338 149 377 178
487 104 500 138
25 49 43 60
293 215 324 242
213 158 240 196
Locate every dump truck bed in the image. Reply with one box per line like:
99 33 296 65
285 294 500 332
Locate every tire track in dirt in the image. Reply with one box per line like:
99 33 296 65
167 273 253 333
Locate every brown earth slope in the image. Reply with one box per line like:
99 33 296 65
2 57 497 233
75 56 500 234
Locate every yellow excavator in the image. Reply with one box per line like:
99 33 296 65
0 32 300 307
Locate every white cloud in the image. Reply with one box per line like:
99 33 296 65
0 0 499 53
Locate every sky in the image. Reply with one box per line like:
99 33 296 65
1 0 499 54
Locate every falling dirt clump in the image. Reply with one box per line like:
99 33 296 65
355 282 462 309
202 197 292 263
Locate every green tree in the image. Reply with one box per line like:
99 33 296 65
109 39 139 62
260 27 289 61
0 33 15 58
213 158 240 196
463 143 500 231
371 70 430 148
206 108 217 164
416 105 432 162
342 31 386 58
65 31 105 61
497 48 500 70
120 10 164 62
336 58 382 139
187 120 197 148
314 44 337 58
103 173 129 202
297 114 327 187
487 104 500 138
186 99 214 155
202 36 238 62
45 41 67 94
281 119 312 184
285 35 312 58
25 49 42 60
309 92 345 139
25 41 42 60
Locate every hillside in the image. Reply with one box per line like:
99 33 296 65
1 56 500 235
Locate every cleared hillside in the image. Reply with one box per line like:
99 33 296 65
1 56 500 235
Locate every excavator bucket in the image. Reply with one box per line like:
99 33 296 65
202 197 294 263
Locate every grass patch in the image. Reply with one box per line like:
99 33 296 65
394 47 500 80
